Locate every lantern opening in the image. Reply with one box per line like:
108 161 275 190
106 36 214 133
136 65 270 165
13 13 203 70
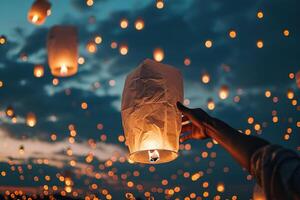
60 64 68 75
31 15 39 23
148 150 160 163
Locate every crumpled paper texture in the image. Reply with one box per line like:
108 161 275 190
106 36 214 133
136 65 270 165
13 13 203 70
121 59 183 164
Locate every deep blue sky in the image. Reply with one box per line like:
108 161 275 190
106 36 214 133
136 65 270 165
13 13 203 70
0 0 299 199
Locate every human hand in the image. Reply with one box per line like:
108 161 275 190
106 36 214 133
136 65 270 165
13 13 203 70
177 102 213 142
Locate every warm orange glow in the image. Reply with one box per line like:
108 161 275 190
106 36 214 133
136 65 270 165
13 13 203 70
135 19 145 31
219 85 229 100
120 19 129 29
34 65 44 78
287 89 294 99
229 30 237 39
205 40 213 48
28 0 51 25
207 99 215 110
86 0 94 6
81 102 88 110
0 35 6 45
217 183 225 192
283 29 290 37
119 44 129 55
257 11 264 19
94 36 102 44
257 40 264 48
184 58 191 66
156 0 164 9
86 42 97 53
201 73 210 84
26 112 37 127
247 117 254 124
47 26 78 77
153 48 164 62
265 90 271 98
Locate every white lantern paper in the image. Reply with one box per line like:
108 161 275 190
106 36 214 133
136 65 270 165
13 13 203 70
47 26 78 77
121 59 183 164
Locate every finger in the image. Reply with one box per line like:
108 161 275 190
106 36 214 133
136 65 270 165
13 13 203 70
180 134 193 143
181 123 192 133
177 102 192 116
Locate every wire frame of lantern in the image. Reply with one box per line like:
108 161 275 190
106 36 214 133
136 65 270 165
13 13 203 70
121 59 183 164
28 0 51 25
47 26 78 77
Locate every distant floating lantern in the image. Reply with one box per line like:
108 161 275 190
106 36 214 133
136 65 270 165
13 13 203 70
120 19 129 29
119 44 129 55
156 0 164 9
135 19 145 31
6 106 14 118
47 26 78 77
207 98 215 110
216 183 225 192
287 89 294 99
86 41 97 54
257 10 264 19
153 48 164 62
0 35 6 45
27 0 51 25
219 85 229 100
34 65 44 78
205 40 213 48
94 36 102 44
283 29 290 37
121 59 183 164
86 0 94 6
257 40 263 48
201 73 210 84
19 145 25 154
26 112 37 127
296 71 300 89
229 30 237 39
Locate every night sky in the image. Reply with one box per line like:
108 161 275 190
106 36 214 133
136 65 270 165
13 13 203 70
0 0 300 199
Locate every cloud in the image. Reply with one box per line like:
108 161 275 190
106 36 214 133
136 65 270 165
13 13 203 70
0 128 126 168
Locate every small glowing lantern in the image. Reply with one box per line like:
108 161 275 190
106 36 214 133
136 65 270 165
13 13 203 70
0 35 7 45
34 65 44 78
119 44 129 55
26 112 37 127
47 26 78 77
5 106 14 118
135 19 145 31
120 19 129 29
219 85 229 100
28 0 51 25
296 71 300 89
153 48 164 62
201 73 210 84
121 59 183 164
86 41 97 54
156 0 164 9
207 98 215 110
287 89 294 99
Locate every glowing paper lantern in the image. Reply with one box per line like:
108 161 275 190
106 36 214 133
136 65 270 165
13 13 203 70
219 85 229 100
28 0 51 25
26 112 37 127
153 48 164 62
86 41 97 54
47 26 78 77
5 106 14 118
296 71 300 89
0 35 6 45
156 0 164 9
34 65 44 78
135 19 145 31
121 59 183 164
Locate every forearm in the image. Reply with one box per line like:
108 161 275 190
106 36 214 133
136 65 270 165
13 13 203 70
205 117 269 171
